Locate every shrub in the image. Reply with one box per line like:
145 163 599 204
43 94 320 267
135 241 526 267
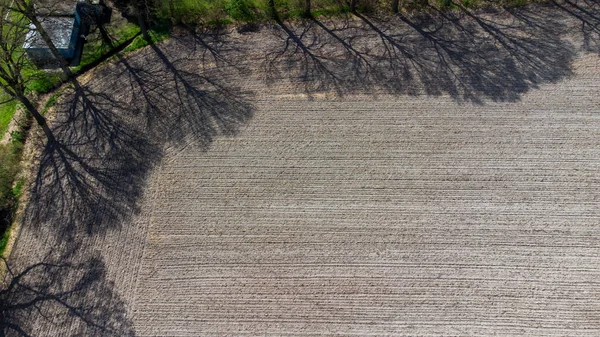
0 225 10 255
0 99 17 137
11 130 25 145
226 0 256 22
0 143 21 255
0 143 20 224
11 178 24 200
0 144 19 202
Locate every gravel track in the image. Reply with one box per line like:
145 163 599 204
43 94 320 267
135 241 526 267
3 2 600 336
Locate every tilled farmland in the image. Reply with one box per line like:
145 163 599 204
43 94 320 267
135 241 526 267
3 2 600 336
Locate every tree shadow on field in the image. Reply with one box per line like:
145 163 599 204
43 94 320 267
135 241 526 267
25 85 160 238
551 0 600 53
24 33 253 239
16 31 253 335
0 251 135 337
265 2 577 102
265 15 352 95
122 41 252 150
182 26 251 74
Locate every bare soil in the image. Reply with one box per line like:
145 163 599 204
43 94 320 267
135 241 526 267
3 2 600 336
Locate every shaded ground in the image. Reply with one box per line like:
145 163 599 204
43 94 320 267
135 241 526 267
3 1 600 335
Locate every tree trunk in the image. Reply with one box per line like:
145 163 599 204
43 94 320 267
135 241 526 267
303 0 311 18
137 8 150 42
15 92 55 143
350 0 358 12
268 0 277 20
392 0 399 13
98 24 114 48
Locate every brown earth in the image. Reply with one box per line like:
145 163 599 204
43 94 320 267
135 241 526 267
3 1 600 336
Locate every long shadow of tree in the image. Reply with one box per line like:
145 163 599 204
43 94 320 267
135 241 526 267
265 3 578 102
551 0 600 53
11 31 253 336
16 0 600 251
26 85 160 238
19 0 598 252
24 32 253 239
265 19 345 94
1 251 135 336
117 33 253 151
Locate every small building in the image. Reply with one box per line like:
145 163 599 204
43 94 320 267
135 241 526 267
23 0 111 67
23 16 80 63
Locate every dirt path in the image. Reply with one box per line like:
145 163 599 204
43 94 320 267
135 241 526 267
3 2 600 336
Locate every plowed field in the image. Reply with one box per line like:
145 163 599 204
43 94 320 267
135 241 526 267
4 2 600 336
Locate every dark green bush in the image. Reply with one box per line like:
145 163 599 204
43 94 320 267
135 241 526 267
226 0 256 21
0 143 21 255
0 144 20 209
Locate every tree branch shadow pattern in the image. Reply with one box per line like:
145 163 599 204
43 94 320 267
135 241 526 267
5 32 252 336
265 2 581 102
551 0 600 53
1 250 134 337
25 33 253 238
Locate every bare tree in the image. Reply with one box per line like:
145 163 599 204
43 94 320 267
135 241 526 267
0 5 55 142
